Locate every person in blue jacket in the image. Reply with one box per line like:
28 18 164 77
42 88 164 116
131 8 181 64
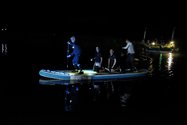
67 36 83 74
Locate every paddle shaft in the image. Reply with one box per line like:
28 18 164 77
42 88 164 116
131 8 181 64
67 43 69 69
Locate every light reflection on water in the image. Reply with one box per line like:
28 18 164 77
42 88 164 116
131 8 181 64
167 53 173 71
149 52 176 78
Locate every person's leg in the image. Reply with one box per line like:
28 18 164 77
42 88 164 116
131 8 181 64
129 54 136 71
72 56 78 72
94 66 100 72
120 57 125 72
75 55 83 74
129 54 133 70
93 62 96 70
126 54 130 69
94 62 101 72
75 55 80 70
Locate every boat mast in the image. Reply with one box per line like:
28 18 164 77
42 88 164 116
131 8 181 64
171 27 176 41
143 27 147 42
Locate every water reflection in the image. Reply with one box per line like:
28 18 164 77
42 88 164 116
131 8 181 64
39 79 135 112
149 52 175 78
1 43 8 55
64 84 79 111
159 53 163 71
167 53 173 71
38 52 178 112
120 93 131 107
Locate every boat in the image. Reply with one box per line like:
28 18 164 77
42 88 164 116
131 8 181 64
146 48 173 54
39 69 148 81
141 27 177 54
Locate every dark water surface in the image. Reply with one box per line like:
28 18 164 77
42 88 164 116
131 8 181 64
2 51 187 124
1 22 187 124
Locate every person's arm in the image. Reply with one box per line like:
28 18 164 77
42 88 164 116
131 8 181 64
112 58 116 69
108 58 110 68
90 55 95 61
70 51 74 57
67 52 73 58
67 42 74 58
67 41 73 46
100 57 103 66
122 43 129 49
67 49 74 58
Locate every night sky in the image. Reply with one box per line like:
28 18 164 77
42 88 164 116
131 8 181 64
1 2 187 74
5 4 186 40
4 6 186 49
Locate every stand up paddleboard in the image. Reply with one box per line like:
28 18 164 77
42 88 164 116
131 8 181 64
39 69 148 81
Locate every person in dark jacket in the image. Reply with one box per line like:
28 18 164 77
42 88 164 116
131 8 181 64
91 46 103 72
106 49 117 72
67 36 83 74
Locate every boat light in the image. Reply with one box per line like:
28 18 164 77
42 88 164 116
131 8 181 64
151 42 156 46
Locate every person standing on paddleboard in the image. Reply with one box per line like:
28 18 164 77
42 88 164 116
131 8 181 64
67 36 84 74
122 39 136 72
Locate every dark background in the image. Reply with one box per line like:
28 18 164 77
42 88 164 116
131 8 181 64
1 2 187 124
